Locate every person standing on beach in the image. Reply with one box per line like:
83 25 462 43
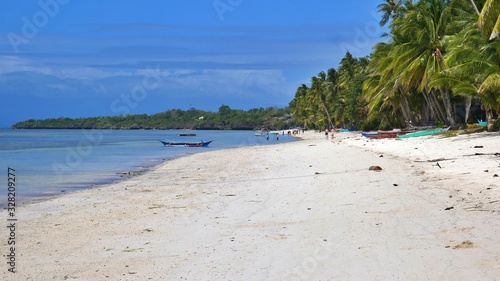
325 128 329 140
330 128 334 139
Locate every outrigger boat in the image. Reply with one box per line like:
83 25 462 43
255 128 269 136
159 140 213 147
397 127 450 139
361 131 378 138
361 129 407 139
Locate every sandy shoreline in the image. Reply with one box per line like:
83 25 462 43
1 131 499 280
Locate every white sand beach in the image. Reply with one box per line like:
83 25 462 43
1 131 499 280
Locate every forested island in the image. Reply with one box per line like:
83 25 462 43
12 105 294 130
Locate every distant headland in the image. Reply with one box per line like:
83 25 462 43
11 105 295 131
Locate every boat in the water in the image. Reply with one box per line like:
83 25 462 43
397 127 450 139
255 128 269 136
177 133 197 136
159 140 212 147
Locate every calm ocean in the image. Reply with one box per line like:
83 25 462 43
0 129 295 207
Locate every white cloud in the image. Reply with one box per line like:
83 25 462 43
0 55 138 80
46 83 76 92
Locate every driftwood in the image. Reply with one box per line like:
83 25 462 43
416 151 500 161
463 152 500 157
415 153 500 163
414 157 456 163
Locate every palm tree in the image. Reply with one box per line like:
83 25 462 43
310 73 334 129
430 0 500 130
290 84 313 128
335 52 370 128
378 0 406 26
388 0 459 126
290 76 335 130
364 41 419 128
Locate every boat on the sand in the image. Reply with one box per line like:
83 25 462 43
361 131 378 138
361 129 407 139
397 127 450 139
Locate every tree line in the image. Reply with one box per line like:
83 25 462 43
12 106 295 130
289 0 499 131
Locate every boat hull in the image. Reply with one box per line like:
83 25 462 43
159 140 212 147
361 132 378 137
397 127 449 139
362 130 407 138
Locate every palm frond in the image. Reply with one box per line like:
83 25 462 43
479 72 500 93
478 0 500 40
491 14 500 39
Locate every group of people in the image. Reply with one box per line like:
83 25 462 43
291 129 304 135
324 128 335 140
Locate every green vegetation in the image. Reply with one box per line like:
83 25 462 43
289 53 370 130
289 0 500 131
12 105 294 130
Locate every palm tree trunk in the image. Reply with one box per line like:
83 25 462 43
438 88 456 126
423 90 446 123
469 0 480 16
320 99 334 129
399 94 415 126
399 104 410 127
429 90 447 123
421 91 435 121
403 94 417 124
464 96 472 124
485 106 494 131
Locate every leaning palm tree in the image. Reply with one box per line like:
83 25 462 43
310 73 335 129
364 39 423 128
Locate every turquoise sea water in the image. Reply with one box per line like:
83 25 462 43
0 129 295 207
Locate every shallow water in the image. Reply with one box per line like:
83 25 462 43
0 129 295 207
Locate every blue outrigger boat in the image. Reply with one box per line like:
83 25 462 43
159 140 213 147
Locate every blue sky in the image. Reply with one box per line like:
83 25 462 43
0 0 387 127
